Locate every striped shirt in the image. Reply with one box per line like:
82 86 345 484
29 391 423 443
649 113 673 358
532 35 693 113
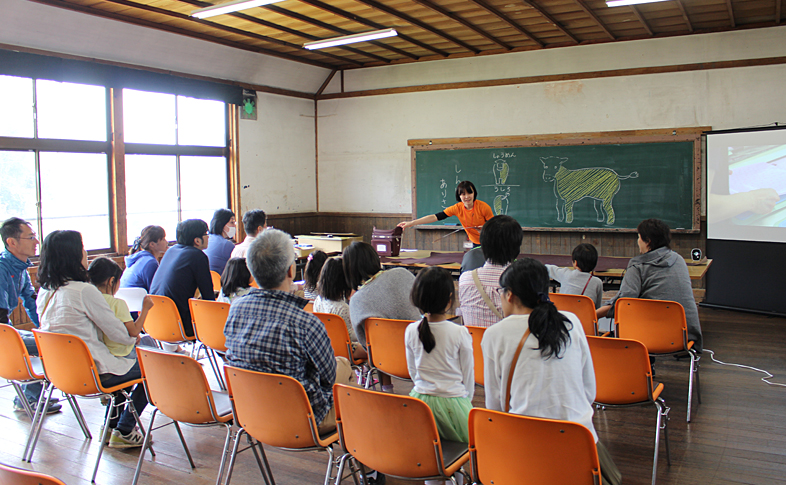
224 288 336 425
458 261 509 328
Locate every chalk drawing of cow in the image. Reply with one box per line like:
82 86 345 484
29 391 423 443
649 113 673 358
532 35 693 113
541 156 638 225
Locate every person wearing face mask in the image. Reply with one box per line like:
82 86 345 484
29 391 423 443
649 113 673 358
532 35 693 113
203 209 236 274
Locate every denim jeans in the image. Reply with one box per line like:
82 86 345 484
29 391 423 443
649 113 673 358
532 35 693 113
99 360 148 435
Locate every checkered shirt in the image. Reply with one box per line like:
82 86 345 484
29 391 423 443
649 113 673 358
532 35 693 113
458 261 509 328
224 289 336 425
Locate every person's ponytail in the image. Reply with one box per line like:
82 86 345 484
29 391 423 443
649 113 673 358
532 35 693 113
418 316 436 353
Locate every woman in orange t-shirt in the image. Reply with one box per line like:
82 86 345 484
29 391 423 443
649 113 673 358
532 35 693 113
398 181 494 246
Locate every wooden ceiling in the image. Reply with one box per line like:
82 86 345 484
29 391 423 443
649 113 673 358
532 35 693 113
30 0 785 70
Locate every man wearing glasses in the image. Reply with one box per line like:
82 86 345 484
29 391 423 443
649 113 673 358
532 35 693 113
150 219 215 340
0 217 62 414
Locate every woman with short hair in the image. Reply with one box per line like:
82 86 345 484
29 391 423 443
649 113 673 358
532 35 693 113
204 208 236 274
37 230 148 448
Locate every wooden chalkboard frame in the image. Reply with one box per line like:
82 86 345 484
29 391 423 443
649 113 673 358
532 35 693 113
408 127 708 233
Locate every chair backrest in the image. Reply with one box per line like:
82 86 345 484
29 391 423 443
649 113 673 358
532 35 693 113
614 298 689 354
189 299 229 352
136 347 223 424
32 330 102 396
210 270 222 293
333 384 446 478
469 408 600 485
364 318 411 380
0 463 67 485
303 301 314 313
114 287 148 313
550 293 598 336
586 336 654 405
313 312 353 361
0 325 38 381
224 366 322 449
466 326 486 386
144 294 190 342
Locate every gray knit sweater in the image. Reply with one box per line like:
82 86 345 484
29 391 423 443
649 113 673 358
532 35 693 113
349 268 421 347
608 247 703 351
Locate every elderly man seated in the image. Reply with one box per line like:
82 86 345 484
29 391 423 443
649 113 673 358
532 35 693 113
223 228 355 433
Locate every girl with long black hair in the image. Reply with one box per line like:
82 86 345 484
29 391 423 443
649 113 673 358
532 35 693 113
481 258 621 485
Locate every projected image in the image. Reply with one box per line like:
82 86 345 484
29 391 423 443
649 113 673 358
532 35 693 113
725 145 786 225
707 127 786 243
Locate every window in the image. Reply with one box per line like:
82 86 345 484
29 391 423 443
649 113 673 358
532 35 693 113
122 89 228 242
0 75 231 252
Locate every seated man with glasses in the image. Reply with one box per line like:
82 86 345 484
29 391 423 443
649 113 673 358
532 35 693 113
0 217 62 414
150 219 215 339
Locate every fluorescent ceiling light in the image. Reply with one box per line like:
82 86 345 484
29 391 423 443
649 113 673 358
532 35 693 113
606 0 669 6
304 29 398 50
191 0 280 19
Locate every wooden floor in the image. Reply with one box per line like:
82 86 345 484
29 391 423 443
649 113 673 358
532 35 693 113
3 307 786 485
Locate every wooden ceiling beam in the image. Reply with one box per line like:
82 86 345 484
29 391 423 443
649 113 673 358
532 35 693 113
409 0 512 50
518 0 579 44
629 5 654 36
26 0 338 69
352 0 481 54
263 4 418 60
298 0 449 57
178 0 389 64
726 0 736 28
467 0 544 48
777 0 782 24
674 0 693 32
572 0 615 40
97 0 363 66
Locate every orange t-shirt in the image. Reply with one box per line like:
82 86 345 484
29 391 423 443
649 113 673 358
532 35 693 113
442 200 494 244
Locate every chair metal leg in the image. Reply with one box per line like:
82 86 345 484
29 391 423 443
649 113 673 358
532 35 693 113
172 421 196 468
323 444 336 485
66 394 92 439
223 428 243 485
334 453 349 485
215 423 234 485
687 351 700 422
132 408 158 485
12 382 36 420
24 383 56 463
121 388 155 458
248 437 274 485
91 393 118 483
206 348 227 391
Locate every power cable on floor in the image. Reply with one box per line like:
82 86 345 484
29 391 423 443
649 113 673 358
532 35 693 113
704 348 786 388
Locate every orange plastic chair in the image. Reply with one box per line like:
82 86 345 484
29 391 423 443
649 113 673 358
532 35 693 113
144 294 196 346
333 384 469 484
190 299 230 390
303 301 314 313
364 318 412 386
0 463 66 485
465 326 486 386
223 366 339 485
314 312 366 367
31 330 151 482
133 347 234 485
210 270 222 293
587 336 670 485
614 297 701 422
468 408 601 485
0 325 48 420
550 293 599 336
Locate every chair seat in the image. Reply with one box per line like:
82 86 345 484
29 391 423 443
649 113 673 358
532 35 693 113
101 377 144 395
441 439 470 475
29 356 45 379
211 391 234 421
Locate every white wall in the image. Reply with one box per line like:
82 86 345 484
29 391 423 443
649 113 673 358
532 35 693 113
239 93 317 214
0 0 329 94
317 27 786 213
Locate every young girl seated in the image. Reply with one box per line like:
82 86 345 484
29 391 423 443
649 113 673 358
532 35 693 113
218 257 253 303
313 258 367 360
481 258 621 485
405 267 474 445
303 250 327 300
87 257 154 357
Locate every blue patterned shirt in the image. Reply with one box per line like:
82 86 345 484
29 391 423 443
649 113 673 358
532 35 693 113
224 288 336 424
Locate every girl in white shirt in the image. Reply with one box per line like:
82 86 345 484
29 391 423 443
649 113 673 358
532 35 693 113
482 258 621 485
405 267 474 444
217 257 253 303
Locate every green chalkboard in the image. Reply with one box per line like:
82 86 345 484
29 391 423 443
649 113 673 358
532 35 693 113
413 136 700 231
